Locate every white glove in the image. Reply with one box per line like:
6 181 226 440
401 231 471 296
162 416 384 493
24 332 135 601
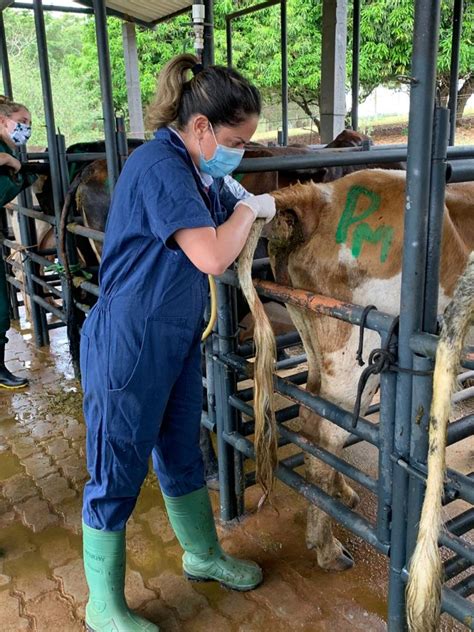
235 193 276 224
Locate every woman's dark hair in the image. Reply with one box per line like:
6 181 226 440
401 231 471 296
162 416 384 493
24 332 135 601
146 53 261 130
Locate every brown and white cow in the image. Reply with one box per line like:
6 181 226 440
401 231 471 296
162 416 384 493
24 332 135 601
240 169 471 571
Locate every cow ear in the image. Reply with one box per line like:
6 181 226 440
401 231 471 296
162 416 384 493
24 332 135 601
271 182 323 241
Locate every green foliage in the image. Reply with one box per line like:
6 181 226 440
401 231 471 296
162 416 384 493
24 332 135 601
1 0 472 144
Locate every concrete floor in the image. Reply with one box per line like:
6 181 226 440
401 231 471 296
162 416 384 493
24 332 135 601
0 322 471 631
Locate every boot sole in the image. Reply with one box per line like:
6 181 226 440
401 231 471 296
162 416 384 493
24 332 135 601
0 382 28 390
184 570 262 592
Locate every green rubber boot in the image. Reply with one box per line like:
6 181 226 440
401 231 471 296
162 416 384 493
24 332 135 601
82 522 159 632
163 487 262 591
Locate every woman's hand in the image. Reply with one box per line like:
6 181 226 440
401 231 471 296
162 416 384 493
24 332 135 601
235 194 276 223
0 153 21 173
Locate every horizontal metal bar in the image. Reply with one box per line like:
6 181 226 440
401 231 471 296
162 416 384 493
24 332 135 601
47 320 66 330
30 273 62 299
238 330 302 357
237 370 307 401
239 404 301 436
452 386 474 403
439 531 474 565
72 278 100 298
7 203 56 225
451 574 474 599
222 352 379 446
410 332 474 370
446 159 474 183
275 353 307 370
219 272 395 334
65 152 106 162
245 451 304 488
12 2 94 14
447 415 473 446
446 508 474 537
224 430 388 555
230 393 377 492
67 223 104 242
226 0 280 21
0 237 56 268
444 554 472 581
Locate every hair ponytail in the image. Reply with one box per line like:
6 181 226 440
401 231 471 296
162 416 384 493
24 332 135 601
145 54 198 130
146 54 261 132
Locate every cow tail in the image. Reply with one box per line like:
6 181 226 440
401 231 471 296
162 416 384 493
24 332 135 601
59 177 82 375
237 220 278 502
406 252 474 632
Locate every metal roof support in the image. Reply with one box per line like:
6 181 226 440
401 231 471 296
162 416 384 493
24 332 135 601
280 0 288 145
92 0 120 193
448 0 463 146
122 21 144 139
202 0 214 66
351 0 360 131
0 10 13 98
320 0 348 143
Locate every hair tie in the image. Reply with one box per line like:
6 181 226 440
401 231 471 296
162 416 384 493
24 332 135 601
192 63 204 76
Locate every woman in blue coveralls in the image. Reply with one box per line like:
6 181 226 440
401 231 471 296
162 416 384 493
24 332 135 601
81 54 276 632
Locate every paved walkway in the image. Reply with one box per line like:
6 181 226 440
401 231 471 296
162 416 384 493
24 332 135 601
0 324 467 631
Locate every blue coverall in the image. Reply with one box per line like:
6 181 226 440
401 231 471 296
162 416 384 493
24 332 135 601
81 127 232 531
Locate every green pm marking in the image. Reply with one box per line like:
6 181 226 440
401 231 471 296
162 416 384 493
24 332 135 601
335 185 393 263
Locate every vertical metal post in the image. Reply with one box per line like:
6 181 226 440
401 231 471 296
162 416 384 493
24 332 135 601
280 0 288 146
387 0 442 628
405 105 449 561
121 21 145 139
17 145 49 346
92 0 120 193
320 0 348 143
33 0 63 234
0 11 13 98
115 115 129 171
351 0 360 131
214 280 239 521
376 331 396 545
203 0 215 67
448 0 463 146
226 17 232 67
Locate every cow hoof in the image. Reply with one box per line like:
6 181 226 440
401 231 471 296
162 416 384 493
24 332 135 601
317 545 354 572
205 474 220 491
346 490 360 509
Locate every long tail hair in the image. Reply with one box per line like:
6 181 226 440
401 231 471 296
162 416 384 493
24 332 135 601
237 220 278 500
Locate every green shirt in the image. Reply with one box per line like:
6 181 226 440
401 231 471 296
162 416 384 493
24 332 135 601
0 139 37 208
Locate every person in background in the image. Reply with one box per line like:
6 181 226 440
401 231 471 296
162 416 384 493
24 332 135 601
0 95 34 389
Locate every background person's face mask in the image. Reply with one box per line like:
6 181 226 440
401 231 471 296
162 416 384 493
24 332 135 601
9 121 32 146
199 123 244 178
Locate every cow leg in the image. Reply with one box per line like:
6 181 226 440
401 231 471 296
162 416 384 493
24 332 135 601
334 471 360 509
302 408 354 571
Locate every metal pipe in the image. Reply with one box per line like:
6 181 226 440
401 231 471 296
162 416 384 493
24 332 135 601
351 0 360 131
280 0 288 145
66 223 104 243
12 2 94 13
410 332 474 370
226 0 280 20
447 414 473 445
92 0 120 192
444 554 472 581
224 430 389 555
445 508 474 537
245 452 304 488
451 574 474 599
202 0 215 66
388 0 443 626
448 0 463 145
252 278 395 333
7 203 56 225
238 329 301 357
446 159 474 182
0 11 13 98
225 17 232 67
438 531 474 566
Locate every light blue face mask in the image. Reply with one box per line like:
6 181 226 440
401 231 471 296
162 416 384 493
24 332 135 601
199 124 245 178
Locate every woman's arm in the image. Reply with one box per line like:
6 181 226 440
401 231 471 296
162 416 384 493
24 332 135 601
174 204 255 275
174 194 275 276
0 152 20 172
